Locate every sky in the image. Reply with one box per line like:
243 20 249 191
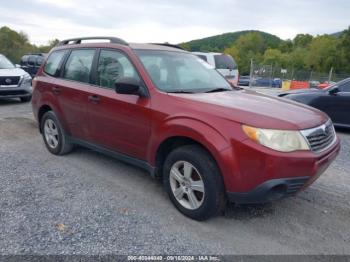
1 0 349 46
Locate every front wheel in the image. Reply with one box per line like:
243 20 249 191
163 145 226 221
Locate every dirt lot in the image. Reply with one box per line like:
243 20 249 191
0 99 349 255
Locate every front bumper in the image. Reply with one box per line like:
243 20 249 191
221 136 341 204
227 177 309 204
0 86 32 98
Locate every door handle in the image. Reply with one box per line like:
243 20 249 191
52 86 61 94
88 94 100 103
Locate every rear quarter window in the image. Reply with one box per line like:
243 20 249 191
214 55 237 70
196 55 208 62
44 50 67 76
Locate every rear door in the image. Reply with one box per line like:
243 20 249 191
86 49 151 160
54 48 96 140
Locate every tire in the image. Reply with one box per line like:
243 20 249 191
40 111 73 155
20 96 32 103
163 145 226 221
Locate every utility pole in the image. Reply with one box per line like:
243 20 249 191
249 59 253 88
328 67 333 82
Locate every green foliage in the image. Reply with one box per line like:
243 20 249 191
293 34 313 48
179 30 282 52
0 26 58 63
182 27 350 75
2 25 350 75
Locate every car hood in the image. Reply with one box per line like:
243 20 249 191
170 90 328 130
0 68 27 77
278 88 324 97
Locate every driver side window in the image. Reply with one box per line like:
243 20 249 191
97 50 139 89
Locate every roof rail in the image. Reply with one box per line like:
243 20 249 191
57 36 128 46
150 43 184 50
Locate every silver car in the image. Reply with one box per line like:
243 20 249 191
0 54 32 102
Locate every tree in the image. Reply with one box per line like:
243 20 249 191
0 26 58 63
293 34 313 48
263 49 288 67
305 35 340 72
339 27 350 73
224 32 267 74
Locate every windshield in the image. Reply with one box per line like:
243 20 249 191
324 78 349 90
135 50 232 93
0 55 15 69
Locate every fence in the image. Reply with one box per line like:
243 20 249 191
248 60 350 88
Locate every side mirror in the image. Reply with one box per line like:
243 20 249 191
115 77 146 97
15 64 21 68
329 87 339 95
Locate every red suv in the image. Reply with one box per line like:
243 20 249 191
32 37 340 220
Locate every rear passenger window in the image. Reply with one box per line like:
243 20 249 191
44 50 67 76
97 50 139 89
63 49 95 83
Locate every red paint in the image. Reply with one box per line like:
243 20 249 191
32 42 340 194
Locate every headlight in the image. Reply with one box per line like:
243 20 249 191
21 74 32 87
242 125 310 152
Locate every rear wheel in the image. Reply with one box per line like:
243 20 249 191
163 145 225 221
41 111 73 155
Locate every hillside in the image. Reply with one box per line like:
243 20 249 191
180 30 283 52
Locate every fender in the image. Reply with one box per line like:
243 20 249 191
148 115 231 166
35 90 71 135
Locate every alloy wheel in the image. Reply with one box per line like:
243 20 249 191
169 161 205 210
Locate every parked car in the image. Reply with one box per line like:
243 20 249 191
252 77 282 88
0 54 33 102
192 52 239 87
279 77 350 128
238 75 250 86
20 53 47 77
32 37 340 221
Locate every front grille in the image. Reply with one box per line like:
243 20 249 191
301 120 336 153
0 76 20 86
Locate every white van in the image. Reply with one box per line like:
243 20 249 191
192 52 239 87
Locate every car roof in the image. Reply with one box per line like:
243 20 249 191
192 52 223 56
129 43 187 53
53 37 187 53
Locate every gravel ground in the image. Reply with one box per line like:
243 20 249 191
0 99 349 255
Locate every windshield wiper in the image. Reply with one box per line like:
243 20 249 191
167 90 194 94
204 88 231 93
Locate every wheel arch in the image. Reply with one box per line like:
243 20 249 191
38 104 53 133
154 136 225 182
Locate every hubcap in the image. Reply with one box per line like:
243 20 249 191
169 161 205 210
44 119 59 149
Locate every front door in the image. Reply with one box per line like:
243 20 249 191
86 49 151 160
